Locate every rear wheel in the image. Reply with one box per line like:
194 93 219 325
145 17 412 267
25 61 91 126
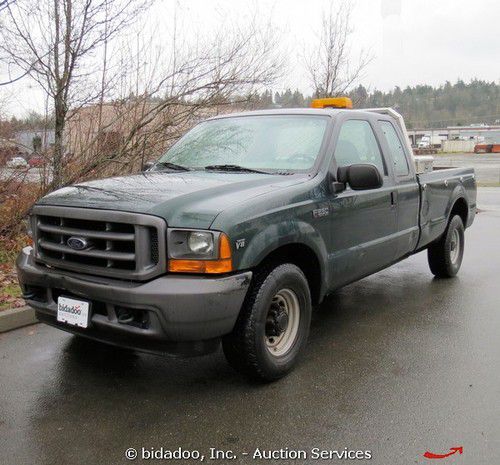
427 215 465 278
222 263 311 381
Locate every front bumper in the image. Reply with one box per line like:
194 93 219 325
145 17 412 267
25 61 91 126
17 247 252 356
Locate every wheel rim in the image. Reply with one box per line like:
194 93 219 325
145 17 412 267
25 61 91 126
265 288 300 357
450 228 461 264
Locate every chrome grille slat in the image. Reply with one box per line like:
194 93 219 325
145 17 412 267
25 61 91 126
38 223 134 241
32 205 166 281
38 240 135 261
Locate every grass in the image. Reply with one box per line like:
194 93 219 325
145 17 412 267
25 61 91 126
0 284 22 311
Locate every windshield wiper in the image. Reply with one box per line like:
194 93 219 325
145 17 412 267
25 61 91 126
153 161 192 171
204 164 271 174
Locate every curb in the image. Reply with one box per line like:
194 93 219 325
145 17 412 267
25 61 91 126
0 306 38 333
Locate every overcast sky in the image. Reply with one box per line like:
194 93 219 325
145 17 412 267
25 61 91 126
1 0 499 117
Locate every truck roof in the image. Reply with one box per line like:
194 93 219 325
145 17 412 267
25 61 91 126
208 107 407 122
208 107 358 120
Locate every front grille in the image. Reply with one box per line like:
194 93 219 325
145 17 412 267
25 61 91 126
32 206 166 280
150 229 159 264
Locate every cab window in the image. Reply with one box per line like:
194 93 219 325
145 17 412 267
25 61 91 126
380 121 410 176
334 120 386 175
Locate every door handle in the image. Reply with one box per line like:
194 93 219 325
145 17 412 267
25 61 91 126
390 191 396 207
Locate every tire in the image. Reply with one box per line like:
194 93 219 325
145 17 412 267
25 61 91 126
222 263 312 381
427 214 465 278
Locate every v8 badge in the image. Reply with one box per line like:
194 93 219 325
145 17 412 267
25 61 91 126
235 238 246 250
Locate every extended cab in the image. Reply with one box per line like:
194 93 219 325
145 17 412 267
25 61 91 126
17 99 476 380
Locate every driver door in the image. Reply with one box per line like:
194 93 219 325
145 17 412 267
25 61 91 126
327 116 398 289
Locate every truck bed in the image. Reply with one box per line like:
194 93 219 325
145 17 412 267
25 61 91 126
416 166 476 250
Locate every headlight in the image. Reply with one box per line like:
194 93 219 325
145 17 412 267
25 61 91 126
167 229 232 274
168 229 216 259
187 231 214 255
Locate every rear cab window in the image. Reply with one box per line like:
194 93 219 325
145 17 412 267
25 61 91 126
379 121 410 177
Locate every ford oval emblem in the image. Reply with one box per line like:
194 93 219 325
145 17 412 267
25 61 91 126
67 236 89 250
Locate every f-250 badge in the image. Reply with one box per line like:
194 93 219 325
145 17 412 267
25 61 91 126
313 207 329 218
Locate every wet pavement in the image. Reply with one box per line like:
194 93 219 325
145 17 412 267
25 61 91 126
1 194 499 465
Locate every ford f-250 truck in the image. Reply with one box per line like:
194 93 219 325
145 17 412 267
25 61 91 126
17 98 476 381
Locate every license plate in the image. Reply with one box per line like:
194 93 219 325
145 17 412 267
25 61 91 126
57 296 91 328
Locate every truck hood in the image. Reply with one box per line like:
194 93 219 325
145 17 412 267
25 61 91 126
38 171 308 229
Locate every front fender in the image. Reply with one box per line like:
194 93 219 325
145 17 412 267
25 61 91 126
238 219 329 290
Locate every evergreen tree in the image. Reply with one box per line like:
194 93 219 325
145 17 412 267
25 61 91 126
238 79 500 128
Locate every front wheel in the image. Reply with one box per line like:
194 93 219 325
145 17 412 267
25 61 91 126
222 263 312 381
427 214 465 278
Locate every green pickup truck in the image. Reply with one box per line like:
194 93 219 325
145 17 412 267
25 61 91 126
17 103 476 380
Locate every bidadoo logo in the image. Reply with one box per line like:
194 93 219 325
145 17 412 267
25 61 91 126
59 304 82 315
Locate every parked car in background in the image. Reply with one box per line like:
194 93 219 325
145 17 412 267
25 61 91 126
6 157 28 169
28 156 46 167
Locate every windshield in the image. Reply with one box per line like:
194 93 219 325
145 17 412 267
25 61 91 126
156 115 329 172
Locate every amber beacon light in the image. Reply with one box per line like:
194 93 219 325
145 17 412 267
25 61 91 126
311 97 353 109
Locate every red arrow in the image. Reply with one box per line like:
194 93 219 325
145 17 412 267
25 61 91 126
424 447 463 459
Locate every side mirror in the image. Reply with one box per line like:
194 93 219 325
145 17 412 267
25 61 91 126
337 163 383 190
142 161 155 171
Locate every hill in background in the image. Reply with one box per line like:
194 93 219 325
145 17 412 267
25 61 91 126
251 79 500 129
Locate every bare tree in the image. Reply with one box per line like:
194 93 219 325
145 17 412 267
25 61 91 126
305 2 372 98
0 0 150 188
57 4 282 184
0 2 282 236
